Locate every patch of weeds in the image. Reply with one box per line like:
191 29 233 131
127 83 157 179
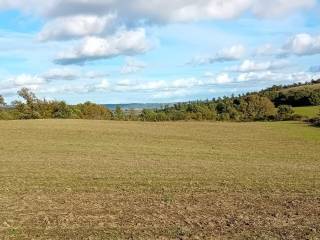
161 193 174 204
8 228 18 236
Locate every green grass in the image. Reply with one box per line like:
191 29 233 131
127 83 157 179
0 120 319 239
280 83 320 93
294 106 320 118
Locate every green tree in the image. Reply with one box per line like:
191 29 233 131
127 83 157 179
277 105 294 120
310 91 320 106
240 95 276 120
51 101 72 119
18 88 37 105
14 88 41 119
0 95 5 107
75 102 112 120
140 109 157 121
114 106 125 120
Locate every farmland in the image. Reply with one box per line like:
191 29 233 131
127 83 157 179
0 120 320 239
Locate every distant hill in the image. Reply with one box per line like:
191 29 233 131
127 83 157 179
104 103 173 110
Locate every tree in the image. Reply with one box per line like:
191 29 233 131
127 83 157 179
18 88 37 105
126 109 139 121
0 95 5 107
14 88 41 119
75 102 112 120
51 101 72 119
114 106 125 120
140 109 157 121
310 91 320 106
240 95 276 120
0 95 11 120
277 105 294 120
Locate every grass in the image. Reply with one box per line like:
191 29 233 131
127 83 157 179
280 83 320 93
0 120 319 239
294 106 320 118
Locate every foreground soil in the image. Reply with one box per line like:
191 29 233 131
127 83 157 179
0 120 319 239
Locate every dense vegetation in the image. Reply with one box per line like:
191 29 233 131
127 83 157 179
140 80 320 122
261 79 320 107
1 80 319 123
0 88 113 121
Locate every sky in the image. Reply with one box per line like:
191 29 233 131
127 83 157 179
0 0 320 104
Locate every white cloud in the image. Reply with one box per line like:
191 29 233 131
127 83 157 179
38 14 117 41
41 68 109 81
1 0 317 66
282 33 320 56
237 71 320 83
254 44 277 56
209 73 234 84
95 80 110 91
188 44 245 65
120 57 147 74
0 74 46 96
55 28 151 65
42 68 79 80
85 71 109 79
2 0 315 22
171 78 203 89
116 79 137 87
2 70 319 100
152 89 190 100
228 59 288 72
9 74 46 86
113 78 202 92
252 0 316 18
135 80 168 91
214 45 246 62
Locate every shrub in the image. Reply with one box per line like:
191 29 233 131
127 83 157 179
140 109 155 121
75 102 113 120
277 105 295 120
310 91 320 106
113 106 125 120
240 95 276 120
313 118 320 127
51 101 72 119
0 95 5 107
0 110 14 120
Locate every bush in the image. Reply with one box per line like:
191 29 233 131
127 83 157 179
240 95 276 120
310 91 320 106
113 106 125 120
0 95 5 107
75 102 113 120
277 105 294 120
51 101 72 119
310 117 320 127
314 119 320 127
0 110 14 120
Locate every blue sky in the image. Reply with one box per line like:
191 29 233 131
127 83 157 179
0 0 320 104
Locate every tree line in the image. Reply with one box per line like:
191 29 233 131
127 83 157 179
0 88 113 120
260 79 320 107
1 80 319 123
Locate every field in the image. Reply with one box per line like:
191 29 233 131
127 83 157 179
280 83 320 93
0 120 320 239
294 106 320 118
